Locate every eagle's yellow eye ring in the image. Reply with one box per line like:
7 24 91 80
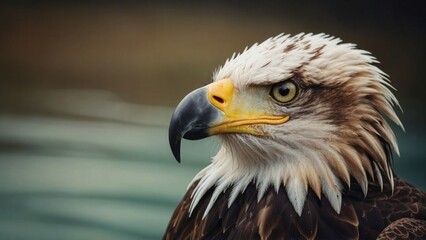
270 80 298 104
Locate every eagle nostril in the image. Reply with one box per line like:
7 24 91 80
213 95 225 104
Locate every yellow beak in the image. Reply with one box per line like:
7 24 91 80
207 78 289 136
169 78 288 162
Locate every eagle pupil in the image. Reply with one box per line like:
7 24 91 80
279 86 290 96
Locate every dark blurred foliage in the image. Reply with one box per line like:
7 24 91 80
1 0 425 122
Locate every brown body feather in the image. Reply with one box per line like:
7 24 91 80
164 178 426 240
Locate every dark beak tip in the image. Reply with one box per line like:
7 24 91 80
169 131 183 163
171 147 181 163
168 87 217 164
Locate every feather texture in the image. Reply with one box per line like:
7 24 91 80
164 178 426 239
187 33 403 216
165 33 426 239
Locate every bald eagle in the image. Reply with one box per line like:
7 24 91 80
165 33 426 239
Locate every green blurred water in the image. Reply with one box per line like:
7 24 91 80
0 90 218 240
0 90 424 240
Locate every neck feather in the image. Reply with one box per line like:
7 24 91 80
188 130 395 218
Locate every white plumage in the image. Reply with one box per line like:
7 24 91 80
189 33 402 216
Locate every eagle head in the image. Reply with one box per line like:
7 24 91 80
168 33 403 217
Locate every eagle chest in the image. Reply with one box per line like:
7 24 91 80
165 179 426 240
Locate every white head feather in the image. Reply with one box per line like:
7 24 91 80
188 33 402 217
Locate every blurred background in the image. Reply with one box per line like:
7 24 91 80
0 1 425 239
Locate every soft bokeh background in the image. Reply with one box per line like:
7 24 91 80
1 1 425 239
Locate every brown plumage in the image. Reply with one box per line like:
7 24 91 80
166 33 426 239
165 179 426 239
377 218 426 240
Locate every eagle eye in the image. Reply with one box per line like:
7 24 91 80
270 81 298 103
